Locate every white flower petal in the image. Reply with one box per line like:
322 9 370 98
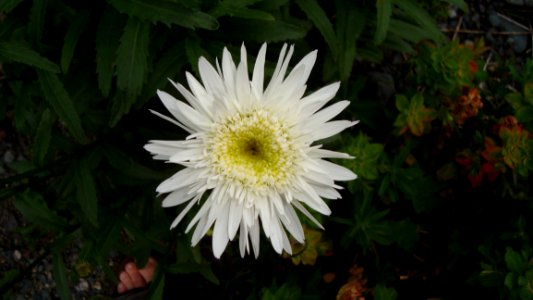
318 159 358 181
311 120 358 141
251 43 267 96
162 188 196 207
228 199 243 240
170 194 200 229
212 202 230 258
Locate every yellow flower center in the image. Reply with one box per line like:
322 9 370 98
208 108 297 192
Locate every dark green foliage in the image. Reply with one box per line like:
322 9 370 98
2 0 530 299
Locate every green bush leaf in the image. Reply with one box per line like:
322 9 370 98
445 0 468 12
61 12 90 73
295 0 338 57
335 1 364 81
392 0 444 44
209 0 274 20
374 0 392 45
107 0 218 30
31 108 54 165
0 0 24 14
13 190 68 231
116 17 150 97
75 158 99 227
28 0 47 42
36 70 88 144
515 106 533 123
505 247 525 273
52 253 72 300
0 42 60 73
221 18 310 42
95 9 123 97
374 284 398 300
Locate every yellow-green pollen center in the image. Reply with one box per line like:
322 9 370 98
208 109 297 190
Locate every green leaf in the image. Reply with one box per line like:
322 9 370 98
109 91 135 127
209 0 274 20
107 0 218 30
148 273 165 300
375 0 392 45
36 70 88 144
523 82 533 105
28 0 47 42
13 190 68 231
504 272 516 290
295 0 338 57
52 253 72 300
515 106 533 123
222 19 310 42
61 12 90 73
32 108 54 165
444 0 468 12
505 247 525 273
0 42 60 73
0 0 24 14
374 284 398 300
75 157 98 227
95 9 123 97
392 0 444 44
395 94 409 111
185 37 208 76
138 42 188 107
165 263 219 285
0 269 20 290
335 1 364 81
103 146 163 180
116 17 150 97
388 18 435 43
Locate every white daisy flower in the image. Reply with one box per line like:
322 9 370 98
145 43 358 259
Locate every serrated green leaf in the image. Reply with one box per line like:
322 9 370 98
185 37 208 76
393 0 444 44
103 146 163 180
13 190 68 231
61 12 90 73
138 42 188 107
209 0 273 20
28 0 47 42
0 42 60 73
75 158 98 227
375 0 392 45
32 108 54 165
222 18 310 42
295 0 338 58
107 0 218 30
109 91 135 127
336 1 364 81
388 18 435 43
116 17 150 97
52 253 72 300
36 70 88 144
0 0 24 14
95 9 122 97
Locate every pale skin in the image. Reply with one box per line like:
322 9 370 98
117 257 158 294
